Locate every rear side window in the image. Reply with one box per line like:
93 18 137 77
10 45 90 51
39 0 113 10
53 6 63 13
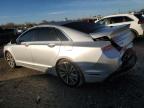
54 29 69 41
37 28 60 41
109 16 133 24
110 17 123 24
123 16 133 22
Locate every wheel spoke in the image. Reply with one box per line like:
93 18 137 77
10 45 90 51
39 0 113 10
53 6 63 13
58 66 66 72
68 77 77 85
70 73 77 79
63 62 69 71
59 70 66 77
66 75 69 84
59 70 65 75
6 58 10 61
70 73 78 80
61 73 67 78
69 65 75 73
10 62 13 66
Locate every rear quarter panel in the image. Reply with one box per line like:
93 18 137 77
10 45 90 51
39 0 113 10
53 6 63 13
57 41 122 78
57 41 113 63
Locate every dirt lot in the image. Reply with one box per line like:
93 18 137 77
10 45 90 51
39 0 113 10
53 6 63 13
0 39 144 108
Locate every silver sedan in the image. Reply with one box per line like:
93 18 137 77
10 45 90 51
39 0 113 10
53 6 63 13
4 22 137 87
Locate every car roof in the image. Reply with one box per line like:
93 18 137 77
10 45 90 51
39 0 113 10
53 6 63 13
61 21 98 34
28 25 93 42
101 13 138 21
103 13 135 18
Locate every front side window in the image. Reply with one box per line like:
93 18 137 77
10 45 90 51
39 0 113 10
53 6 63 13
97 19 105 25
97 18 111 25
37 28 60 41
18 29 37 42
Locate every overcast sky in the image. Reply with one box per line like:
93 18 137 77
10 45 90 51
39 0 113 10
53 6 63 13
0 0 144 24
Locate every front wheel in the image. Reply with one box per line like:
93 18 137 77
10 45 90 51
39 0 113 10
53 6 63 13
56 59 84 87
5 52 16 68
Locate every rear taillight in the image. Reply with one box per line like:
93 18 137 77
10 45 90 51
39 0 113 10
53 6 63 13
138 20 144 24
102 44 121 58
93 36 109 41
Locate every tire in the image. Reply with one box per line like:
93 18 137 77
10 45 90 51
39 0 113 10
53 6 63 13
56 59 84 87
5 52 16 68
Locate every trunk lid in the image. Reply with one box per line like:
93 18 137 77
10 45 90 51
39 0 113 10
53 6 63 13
90 24 135 50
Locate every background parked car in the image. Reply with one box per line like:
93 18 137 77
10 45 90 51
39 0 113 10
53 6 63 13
95 13 144 38
0 28 19 46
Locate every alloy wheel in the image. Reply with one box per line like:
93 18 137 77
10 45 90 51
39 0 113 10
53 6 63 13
56 60 81 87
5 52 16 68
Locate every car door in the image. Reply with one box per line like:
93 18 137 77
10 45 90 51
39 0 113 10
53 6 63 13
30 27 62 71
11 29 37 66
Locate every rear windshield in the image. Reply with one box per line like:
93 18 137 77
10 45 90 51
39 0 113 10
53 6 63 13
134 14 144 20
62 22 103 34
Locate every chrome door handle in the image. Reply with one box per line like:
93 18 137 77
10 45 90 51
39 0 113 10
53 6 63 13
48 43 55 48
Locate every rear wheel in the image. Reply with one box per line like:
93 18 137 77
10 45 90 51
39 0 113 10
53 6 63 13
5 52 16 68
56 59 84 87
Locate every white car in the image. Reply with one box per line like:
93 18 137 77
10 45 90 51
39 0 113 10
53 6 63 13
95 13 144 37
4 23 136 87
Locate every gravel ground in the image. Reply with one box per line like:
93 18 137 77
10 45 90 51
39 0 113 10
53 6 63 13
0 39 144 108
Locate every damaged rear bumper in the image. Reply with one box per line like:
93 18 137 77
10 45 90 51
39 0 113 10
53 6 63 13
83 48 137 83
